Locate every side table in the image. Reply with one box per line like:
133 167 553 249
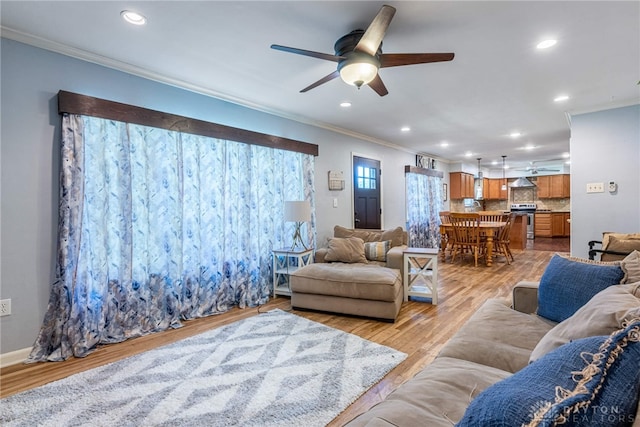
272 247 314 296
403 247 439 304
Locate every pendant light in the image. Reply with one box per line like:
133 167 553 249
501 155 507 191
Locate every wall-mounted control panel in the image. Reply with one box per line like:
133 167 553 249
586 182 618 194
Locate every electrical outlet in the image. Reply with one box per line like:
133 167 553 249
0 299 11 316
586 182 604 193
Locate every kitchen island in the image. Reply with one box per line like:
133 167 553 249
508 212 528 250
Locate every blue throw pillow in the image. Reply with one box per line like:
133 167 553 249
456 318 640 427
537 254 625 322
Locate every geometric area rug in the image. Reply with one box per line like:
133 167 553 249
0 309 407 427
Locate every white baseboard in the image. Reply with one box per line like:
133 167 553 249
1 347 32 368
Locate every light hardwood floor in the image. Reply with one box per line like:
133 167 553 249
1 247 564 425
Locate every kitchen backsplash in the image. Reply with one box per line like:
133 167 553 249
448 187 570 212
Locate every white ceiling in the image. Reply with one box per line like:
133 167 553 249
2 1 639 171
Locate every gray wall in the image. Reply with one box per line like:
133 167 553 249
1 38 448 355
569 104 640 258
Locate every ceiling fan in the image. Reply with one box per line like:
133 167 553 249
516 161 562 175
270 4 455 96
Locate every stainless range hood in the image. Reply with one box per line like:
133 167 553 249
509 177 536 188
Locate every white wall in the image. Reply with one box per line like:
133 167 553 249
0 38 449 355
569 104 640 258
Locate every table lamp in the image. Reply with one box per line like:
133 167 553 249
284 200 311 250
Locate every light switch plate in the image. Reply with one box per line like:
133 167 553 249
586 182 604 193
0 299 11 316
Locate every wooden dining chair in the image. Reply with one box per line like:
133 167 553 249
478 210 507 242
494 213 515 264
449 212 486 267
439 210 452 258
478 211 505 222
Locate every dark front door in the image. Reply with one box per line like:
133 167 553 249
353 156 381 229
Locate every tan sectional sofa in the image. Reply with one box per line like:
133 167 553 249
290 226 408 321
345 253 640 426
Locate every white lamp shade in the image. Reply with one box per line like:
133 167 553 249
339 62 378 87
284 200 311 222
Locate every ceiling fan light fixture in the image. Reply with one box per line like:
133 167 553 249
338 55 379 88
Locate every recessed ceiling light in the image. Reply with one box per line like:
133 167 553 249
400 126 411 132
524 144 536 150
340 102 352 108
554 95 570 102
440 141 449 147
510 132 522 138
464 151 473 157
537 39 557 49
491 160 498 165
565 160 571 165
562 152 570 158
121 10 147 26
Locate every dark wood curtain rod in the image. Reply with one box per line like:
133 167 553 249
404 165 444 178
57 90 319 156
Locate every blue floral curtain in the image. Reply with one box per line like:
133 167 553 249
28 114 315 362
405 172 442 248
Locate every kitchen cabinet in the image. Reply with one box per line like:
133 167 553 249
536 174 570 198
485 178 508 200
450 172 474 199
563 212 571 237
536 176 550 198
534 213 552 237
551 213 565 237
537 212 571 237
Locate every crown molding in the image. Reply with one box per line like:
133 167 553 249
1 26 429 157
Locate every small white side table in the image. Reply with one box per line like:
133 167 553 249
272 248 314 297
403 247 439 304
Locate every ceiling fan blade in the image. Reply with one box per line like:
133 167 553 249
355 5 396 56
368 74 389 97
380 53 455 68
270 44 344 62
300 70 341 93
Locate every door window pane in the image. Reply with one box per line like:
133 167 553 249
356 166 377 189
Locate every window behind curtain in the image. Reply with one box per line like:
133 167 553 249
405 171 442 248
28 114 315 361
